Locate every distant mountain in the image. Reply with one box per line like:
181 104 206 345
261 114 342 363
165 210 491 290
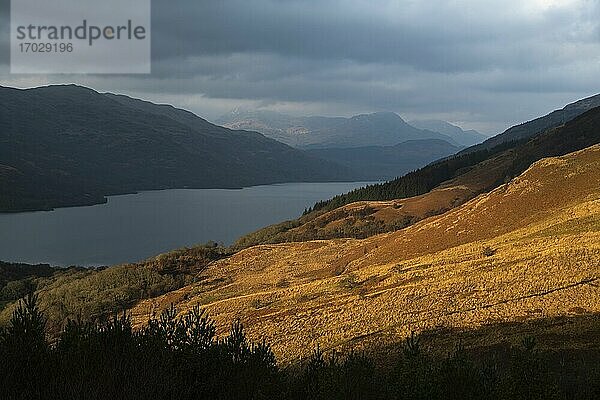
306 139 461 180
216 110 459 149
408 119 487 146
0 85 354 212
461 93 600 155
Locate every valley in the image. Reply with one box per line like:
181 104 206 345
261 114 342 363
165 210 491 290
234 103 600 247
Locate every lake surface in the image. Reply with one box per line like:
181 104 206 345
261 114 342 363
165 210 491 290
0 182 372 267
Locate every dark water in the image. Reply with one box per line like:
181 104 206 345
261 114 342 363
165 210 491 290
0 182 371 267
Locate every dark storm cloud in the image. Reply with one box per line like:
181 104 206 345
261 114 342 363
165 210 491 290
1 0 599 133
150 0 588 72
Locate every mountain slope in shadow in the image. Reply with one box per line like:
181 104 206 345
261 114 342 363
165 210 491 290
306 139 461 181
462 93 600 154
0 85 353 212
409 119 487 146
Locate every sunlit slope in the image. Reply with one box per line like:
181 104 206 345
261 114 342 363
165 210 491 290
131 145 600 361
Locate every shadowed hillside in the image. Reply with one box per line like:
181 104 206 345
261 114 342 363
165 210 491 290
305 139 461 180
0 244 230 331
463 93 600 154
409 119 487 146
3 294 599 399
0 85 352 212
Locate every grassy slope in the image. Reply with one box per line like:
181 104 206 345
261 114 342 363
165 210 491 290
130 145 600 362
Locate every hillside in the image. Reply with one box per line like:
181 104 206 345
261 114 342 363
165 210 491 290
409 119 488 146
233 105 600 247
306 139 461 180
0 261 60 309
0 85 353 212
0 243 230 330
462 93 600 154
216 109 458 149
0 261 56 287
130 144 600 361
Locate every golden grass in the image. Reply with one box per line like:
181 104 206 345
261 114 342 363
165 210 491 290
131 145 600 362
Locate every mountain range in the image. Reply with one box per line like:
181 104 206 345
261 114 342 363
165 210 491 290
216 109 485 149
0 85 486 212
306 139 461 180
408 119 488 146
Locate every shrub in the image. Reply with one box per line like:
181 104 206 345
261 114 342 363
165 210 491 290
482 246 496 257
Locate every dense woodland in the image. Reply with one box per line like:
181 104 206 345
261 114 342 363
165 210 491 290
1 295 598 400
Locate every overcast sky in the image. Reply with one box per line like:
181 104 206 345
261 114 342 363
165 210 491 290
1 0 599 134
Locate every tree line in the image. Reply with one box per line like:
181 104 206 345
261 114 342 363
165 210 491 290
307 140 522 215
